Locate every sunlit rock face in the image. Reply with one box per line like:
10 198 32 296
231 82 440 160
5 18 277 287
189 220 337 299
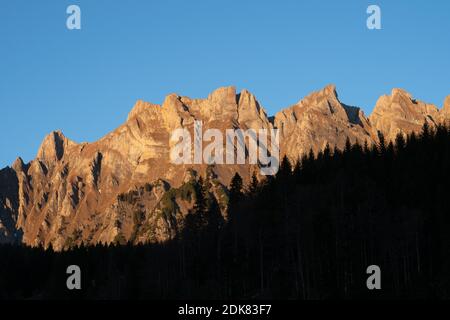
1 85 449 250
369 88 441 142
275 84 378 161
439 95 450 126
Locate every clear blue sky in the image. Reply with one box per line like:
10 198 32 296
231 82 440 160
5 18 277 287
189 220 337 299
1 0 449 167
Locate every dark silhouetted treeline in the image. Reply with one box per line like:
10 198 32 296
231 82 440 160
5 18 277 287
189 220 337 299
1 124 450 299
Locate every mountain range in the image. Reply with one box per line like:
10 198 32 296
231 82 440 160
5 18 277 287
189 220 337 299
1 85 449 250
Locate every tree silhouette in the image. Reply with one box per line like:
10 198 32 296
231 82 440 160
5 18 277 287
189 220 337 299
1 124 450 299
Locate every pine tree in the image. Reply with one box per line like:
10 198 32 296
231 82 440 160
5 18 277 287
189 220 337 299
421 122 431 140
194 177 207 215
378 131 386 155
395 133 406 152
230 173 243 199
278 155 292 180
228 173 243 222
323 143 332 159
344 137 352 154
363 140 370 155
248 172 259 196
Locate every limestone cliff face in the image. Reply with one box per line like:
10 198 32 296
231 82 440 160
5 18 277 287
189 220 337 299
439 95 450 125
274 85 377 161
1 85 449 250
0 164 21 244
369 88 441 142
3 86 269 250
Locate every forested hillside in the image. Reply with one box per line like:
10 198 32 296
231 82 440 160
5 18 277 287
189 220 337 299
1 124 450 299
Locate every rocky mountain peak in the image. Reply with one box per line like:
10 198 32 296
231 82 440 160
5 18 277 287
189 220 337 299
36 130 75 163
238 89 263 112
237 89 270 130
321 84 338 97
207 86 237 106
274 85 376 161
156 86 270 129
298 84 338 104
123 87 271 140
391 88 413 100
12 157 25 172
369 88 440 141
160 94 191 129
292 85 352 123
127 100 161 121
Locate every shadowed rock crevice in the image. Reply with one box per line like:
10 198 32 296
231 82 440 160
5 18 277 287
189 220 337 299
342 103 363 126
0 166 21 244
90 152 103 187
